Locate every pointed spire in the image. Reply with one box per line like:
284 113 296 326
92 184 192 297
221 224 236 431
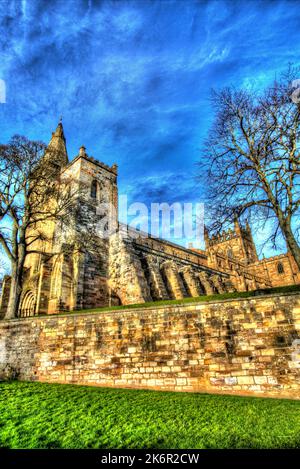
234 215 241 233
245 218 251 232
44 121 68 168
53 122 65 140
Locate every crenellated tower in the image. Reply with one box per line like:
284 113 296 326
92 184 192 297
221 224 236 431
205 218 258 265
47 133 118 313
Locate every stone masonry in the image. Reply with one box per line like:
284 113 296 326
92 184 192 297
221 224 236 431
0 292 299 399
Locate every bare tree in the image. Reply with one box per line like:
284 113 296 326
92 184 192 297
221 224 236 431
0 253 9 296
0 135 80 319
202 66 300 268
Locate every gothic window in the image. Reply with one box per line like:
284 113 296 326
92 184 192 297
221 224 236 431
227 248 233 258
277 262 284 274
91 179 97 199
50 261 62 298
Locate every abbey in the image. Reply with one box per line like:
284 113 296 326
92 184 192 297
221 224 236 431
1 123 299 318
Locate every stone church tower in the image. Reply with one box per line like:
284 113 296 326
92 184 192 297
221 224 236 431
205 217 258 266
44 125 119 314
14 123 71 316
1 123 118 316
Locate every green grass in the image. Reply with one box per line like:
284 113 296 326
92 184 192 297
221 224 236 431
0 381 299 449
42 283 300 317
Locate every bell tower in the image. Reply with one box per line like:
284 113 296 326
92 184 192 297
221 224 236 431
48 140 118 313
206 218 258 265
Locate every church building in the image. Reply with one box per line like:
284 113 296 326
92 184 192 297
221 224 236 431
1 123 299 318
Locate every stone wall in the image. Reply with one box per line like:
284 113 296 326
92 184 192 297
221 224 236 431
108 232 152 305
251 253 300 288
107 226 231 306
0 292 299 398
203 219 300 292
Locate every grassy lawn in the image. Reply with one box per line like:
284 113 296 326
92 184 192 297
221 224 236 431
0 382 299 449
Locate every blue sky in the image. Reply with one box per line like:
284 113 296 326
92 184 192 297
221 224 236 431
1 0 300 258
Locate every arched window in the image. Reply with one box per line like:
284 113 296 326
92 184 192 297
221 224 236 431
277 262 284 274
50 259 62 298
227 248 233 258
91 179 97 199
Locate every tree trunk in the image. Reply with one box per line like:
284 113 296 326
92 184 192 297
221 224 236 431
4 263 23 320
279 218 300 271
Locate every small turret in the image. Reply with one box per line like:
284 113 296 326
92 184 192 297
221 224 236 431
111 163 118 175
79 145 87 157
204 225 210 248
234 216 240 231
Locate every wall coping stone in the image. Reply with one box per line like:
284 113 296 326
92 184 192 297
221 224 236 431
1 290 299 325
